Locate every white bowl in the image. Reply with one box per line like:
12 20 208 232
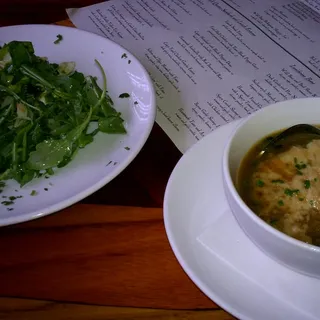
222 97 320 278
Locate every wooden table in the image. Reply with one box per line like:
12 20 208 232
0 3 236 319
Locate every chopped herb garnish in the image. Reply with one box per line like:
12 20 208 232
278 200 284 206
0 182 5 188
299 197 304 201
272 179 284 184
7 208 13 211
124 146 130 150
315 178 318 182
106 160 112 167
295 163 307 170
119 93 130 98
270 219 278 226
284 188 300 196
294 157 298 164
44 188 48 191
121 53 127 59
134 101 138 105
310 200 315 206
9 196 22 201
54 34 63 44
113 162 118 165
128 60 131 64
296 170 303 175
256 179 265 187
304 180 311 189
30 190 37 196
1 201 14 206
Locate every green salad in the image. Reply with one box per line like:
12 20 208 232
0 41 126 187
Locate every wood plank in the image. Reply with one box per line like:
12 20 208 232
0 297 235 320
0 205 215 310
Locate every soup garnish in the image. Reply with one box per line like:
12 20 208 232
238 127 320 246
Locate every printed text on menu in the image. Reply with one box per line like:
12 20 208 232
67 0 320 152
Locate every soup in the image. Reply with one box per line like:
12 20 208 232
237 127 320 246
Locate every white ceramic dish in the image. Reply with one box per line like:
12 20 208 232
164 120 320 320
223 98 320 279
0 24 156 225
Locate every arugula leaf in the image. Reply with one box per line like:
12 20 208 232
27 108 92 170
8 41 34 67
99 116 126 133
0 41 127 189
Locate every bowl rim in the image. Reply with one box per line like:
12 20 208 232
222 97 320 253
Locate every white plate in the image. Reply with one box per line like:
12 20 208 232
0 25 156 225
164 120 320 320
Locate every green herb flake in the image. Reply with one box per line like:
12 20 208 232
119 93 130 98
299 197 304 201
278 200 284 206
7 208 13 211
295 163 307 170
296 170 303 175
310 200 315 206
304 180 311 189
44 188 48 191
54 34 63 45
270 219 278 226
134 101 138 105
9 196 22 201
121 53 127 59
294 157 298 164
284 188 300 197
124 146 130 150
256 179 265 187
314 178 318 182
128 60 131 64
272 179 284 184
1 201 14 206
30 190 37 196
0 182 5 188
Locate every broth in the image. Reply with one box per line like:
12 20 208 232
237 126 320 246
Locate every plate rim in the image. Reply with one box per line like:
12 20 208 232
0 24 156 226
163 120 251 320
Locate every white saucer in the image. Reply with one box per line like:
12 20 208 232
164 120 320 320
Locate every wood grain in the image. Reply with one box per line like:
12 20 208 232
0 205 217 310
0 298 235 320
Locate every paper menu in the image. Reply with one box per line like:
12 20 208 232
67 0 320 153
